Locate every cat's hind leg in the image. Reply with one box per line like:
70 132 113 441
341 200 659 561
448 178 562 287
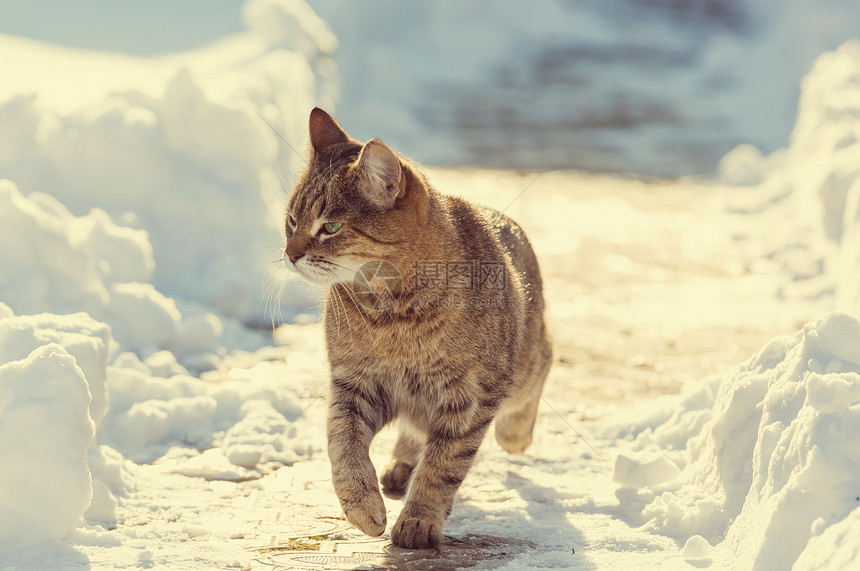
494 331 552 454
381 424 423 499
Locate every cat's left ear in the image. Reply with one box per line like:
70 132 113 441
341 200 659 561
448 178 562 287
309 107 349 153
357 138 405 209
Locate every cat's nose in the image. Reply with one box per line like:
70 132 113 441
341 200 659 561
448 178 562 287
286 236 309 264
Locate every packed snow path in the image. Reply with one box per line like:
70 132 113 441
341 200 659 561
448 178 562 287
8 168 833 570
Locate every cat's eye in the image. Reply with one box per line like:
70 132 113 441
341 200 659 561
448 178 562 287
288 214 297 228
323 222 342 235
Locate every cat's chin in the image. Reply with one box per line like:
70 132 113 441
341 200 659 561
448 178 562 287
291 264 348 287
294 268 337 287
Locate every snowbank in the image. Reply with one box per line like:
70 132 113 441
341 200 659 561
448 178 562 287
0 0 335 550
721 40 860 318
0 311 314 546
104 356 309 469
0 311 113 543
0 179 195 354
616 312 860 569
0 311 110 426
0 0 331 326
0 345 94 542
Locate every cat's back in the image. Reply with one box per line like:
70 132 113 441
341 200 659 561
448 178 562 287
438 195 545 317
475 204 545 314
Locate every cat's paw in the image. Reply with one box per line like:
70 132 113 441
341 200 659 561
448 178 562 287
391 515 443 548
341 490 387 537
380 461 413 499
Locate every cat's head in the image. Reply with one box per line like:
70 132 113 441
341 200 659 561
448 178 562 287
284 108 429 287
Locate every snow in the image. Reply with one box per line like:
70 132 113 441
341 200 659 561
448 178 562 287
307 0 860 176
613 453 681 489
0 178 232 361
722 40 860 319
0 1 859 568
682 535 713 563
0 312 111 427
618 312 860 569
102 356 307 467
0 0 333 328
0 344 95 543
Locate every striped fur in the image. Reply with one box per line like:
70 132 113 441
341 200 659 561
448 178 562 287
285 108 552 548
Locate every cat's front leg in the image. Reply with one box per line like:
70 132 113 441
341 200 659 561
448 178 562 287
327 377 392 537
391 414 493 548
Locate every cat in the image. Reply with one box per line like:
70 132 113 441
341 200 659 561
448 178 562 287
283 107 552 548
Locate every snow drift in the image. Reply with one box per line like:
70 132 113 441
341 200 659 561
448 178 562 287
0 0 334 550
0 312 111 542
617 312 860 569
0 178 212 357
0 0 332 327
721 40 860 319
0 345 94 542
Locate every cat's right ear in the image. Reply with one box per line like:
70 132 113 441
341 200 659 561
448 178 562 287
309 107 349 153
357 138 405 210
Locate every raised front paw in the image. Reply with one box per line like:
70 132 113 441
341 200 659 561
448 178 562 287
340 490 387 537
380 461 413 499
391 515 443 548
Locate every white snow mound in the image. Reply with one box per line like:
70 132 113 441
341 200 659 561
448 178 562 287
0 344 95 542
0 311 128 539
723 40 860 316
0 311 111 427
619 312 860 570
0 179 223 357
0 0 333 326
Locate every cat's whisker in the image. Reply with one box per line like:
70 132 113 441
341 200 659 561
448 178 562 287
327 286 344 343
264 276 279 332
332 279 374 332
259 270 278 316
337 288 362 336
260 264 289 335
254 110 308 166
276 267 290 331
333 259 399 321
271 165 297 199
320 268 365 335
319 274 348 338
256 257 286 271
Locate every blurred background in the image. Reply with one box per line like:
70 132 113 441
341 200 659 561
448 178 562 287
3 0 860 177
2 0 860 335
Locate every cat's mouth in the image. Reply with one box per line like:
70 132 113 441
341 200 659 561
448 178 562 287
292 264 329 286
291 257 357 287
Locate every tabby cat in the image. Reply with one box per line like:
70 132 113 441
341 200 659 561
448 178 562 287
284 108 552 548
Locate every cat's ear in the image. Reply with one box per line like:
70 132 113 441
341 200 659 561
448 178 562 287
357 138 405 209
309 107 349 153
